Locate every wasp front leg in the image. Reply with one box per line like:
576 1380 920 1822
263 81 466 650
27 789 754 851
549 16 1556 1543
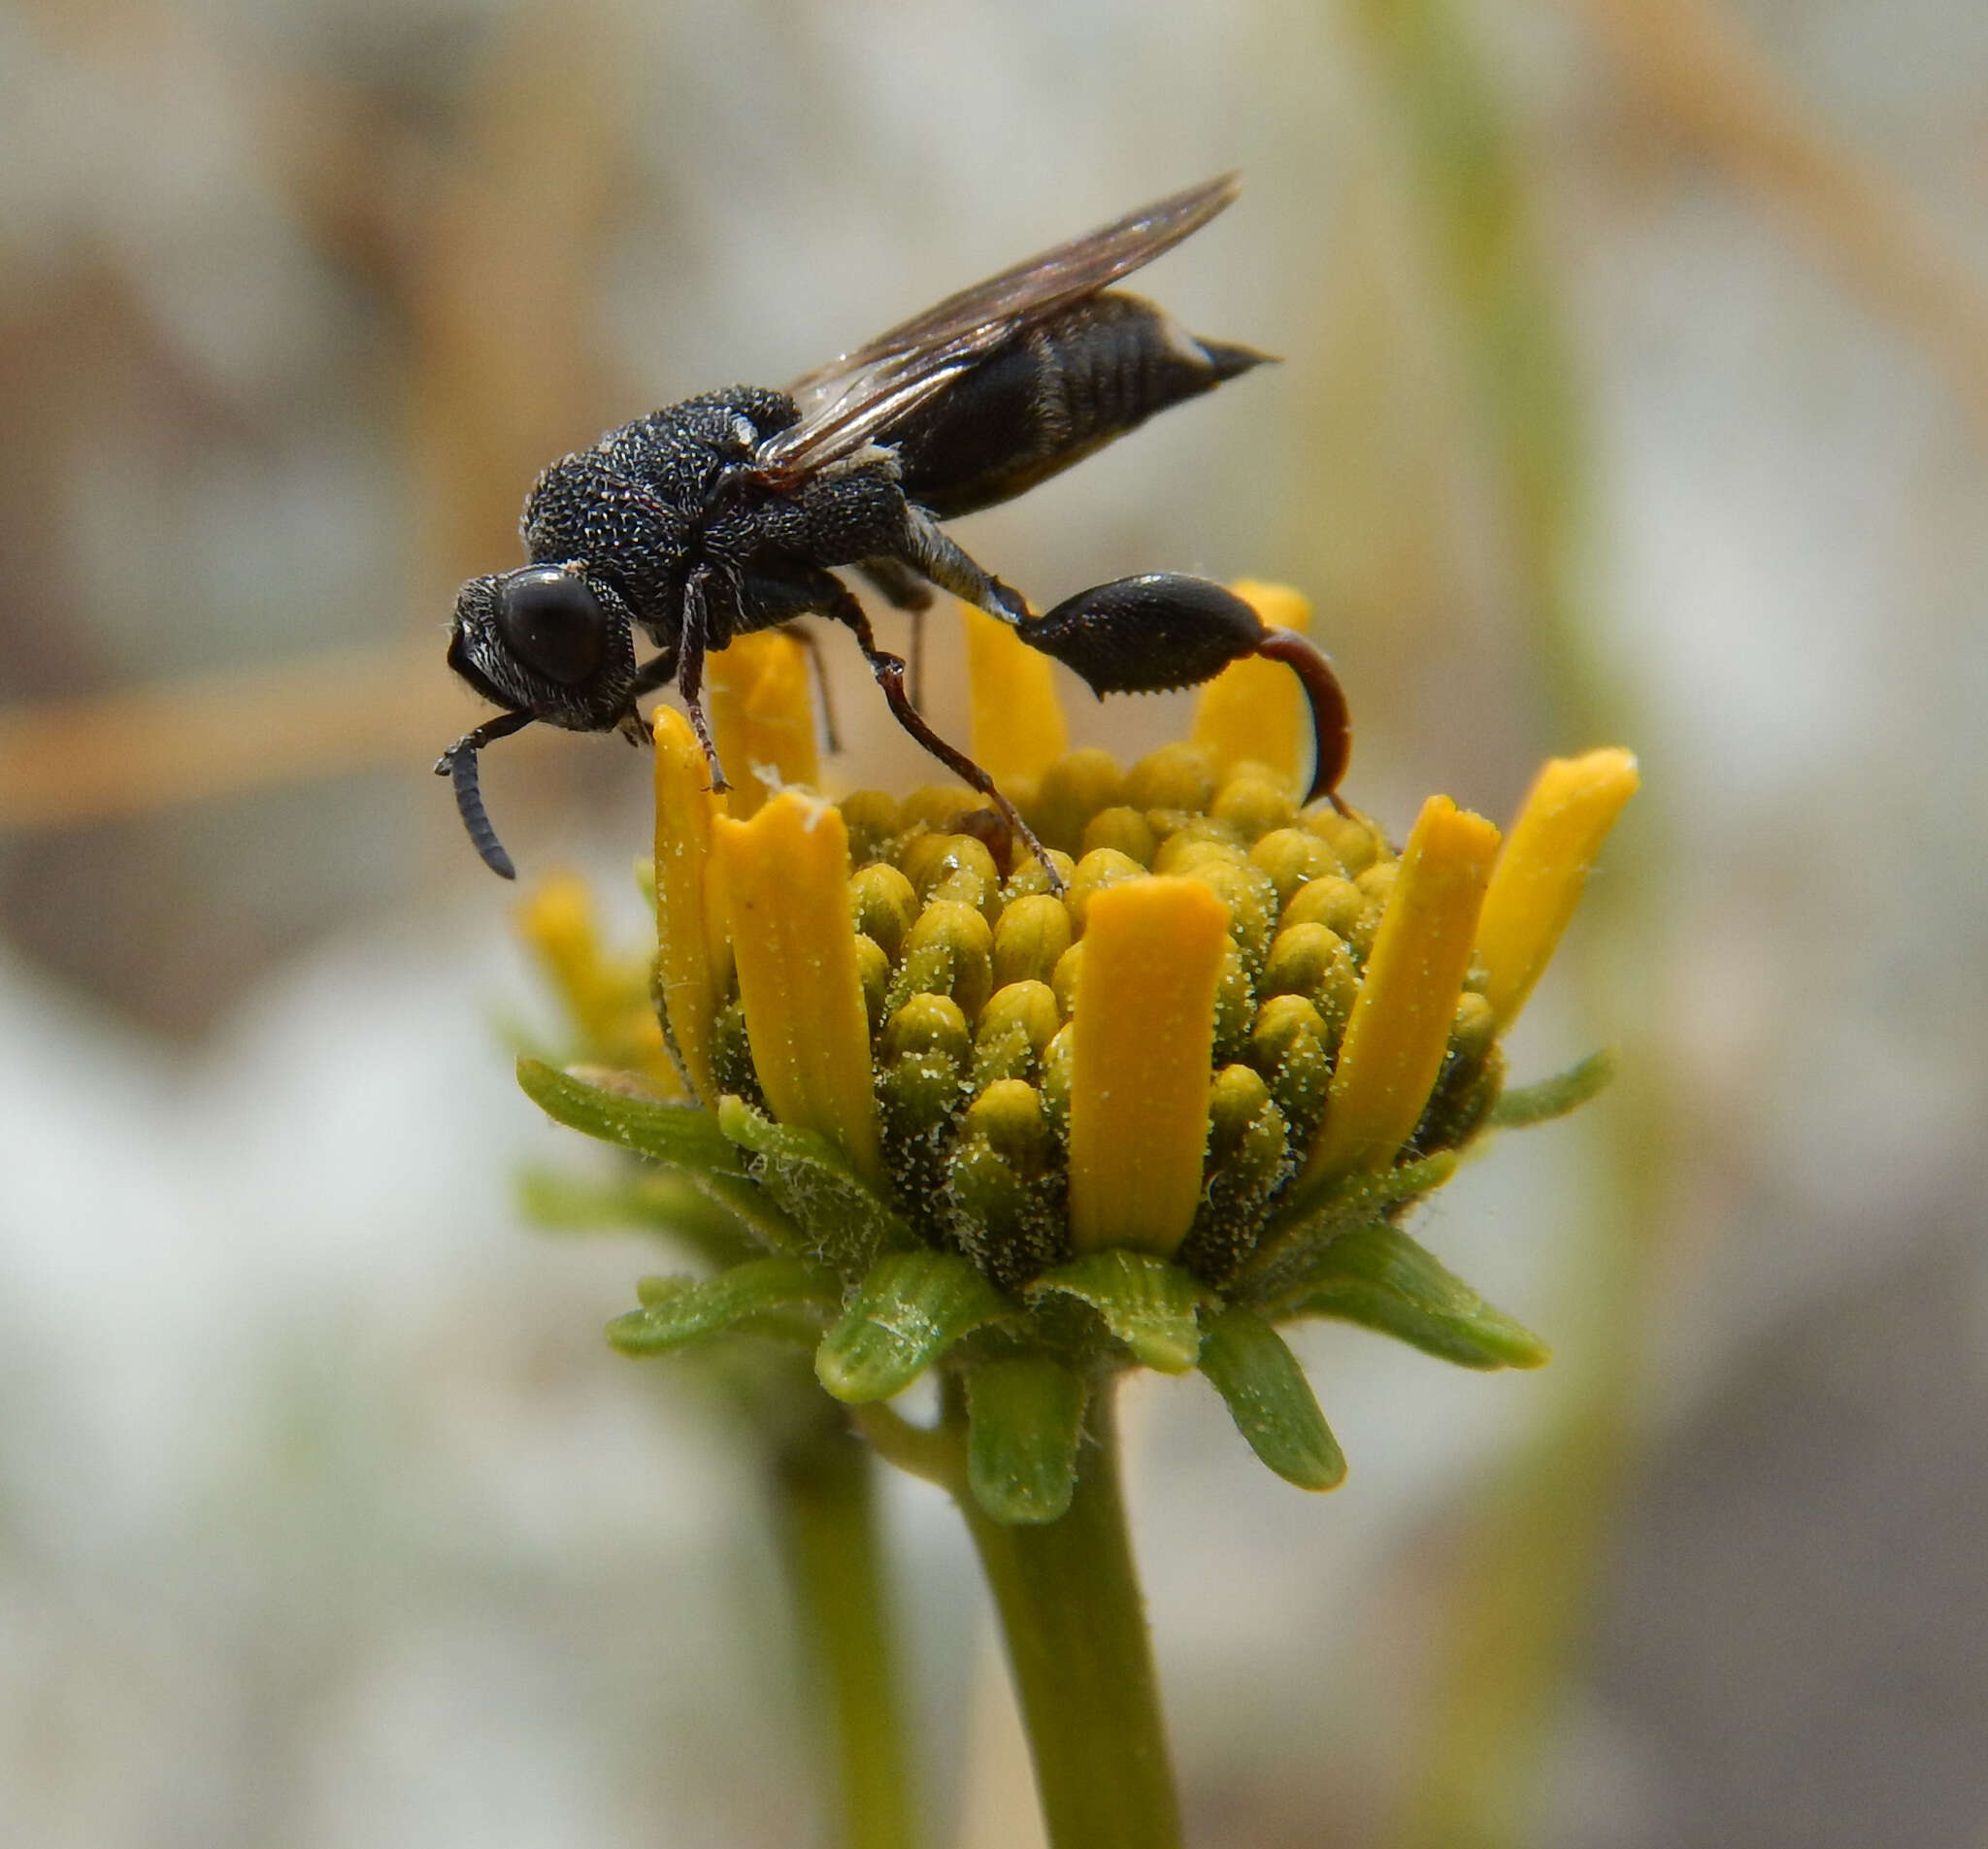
615 643 684 744
674 567 733 790
1019 575 1353 808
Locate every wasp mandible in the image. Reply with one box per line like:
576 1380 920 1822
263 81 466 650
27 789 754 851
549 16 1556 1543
438 175 1350 881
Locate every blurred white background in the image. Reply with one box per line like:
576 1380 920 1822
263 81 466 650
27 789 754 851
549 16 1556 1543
2 0 1985 1843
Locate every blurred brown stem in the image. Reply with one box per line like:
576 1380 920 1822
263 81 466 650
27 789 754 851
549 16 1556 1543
773 1415 921 1849
1574 0 1988 432
1343 3 1666 1845
0 644 461 832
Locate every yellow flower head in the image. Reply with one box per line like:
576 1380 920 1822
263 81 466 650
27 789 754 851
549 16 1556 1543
519 586 1636 1518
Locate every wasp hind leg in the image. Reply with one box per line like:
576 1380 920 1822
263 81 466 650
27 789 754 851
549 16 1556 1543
773 622 842 753
1019 575 1352 809
855 556 933 613
887 507 1033 631
855 556 935 709
794 564 1060 889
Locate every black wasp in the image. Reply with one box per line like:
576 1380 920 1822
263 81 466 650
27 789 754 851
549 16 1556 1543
439 174 1350 882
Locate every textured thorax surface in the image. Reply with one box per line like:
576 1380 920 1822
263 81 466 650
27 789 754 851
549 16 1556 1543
519 384 908 642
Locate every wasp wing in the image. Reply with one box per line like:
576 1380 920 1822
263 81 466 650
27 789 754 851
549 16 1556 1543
759 174 1241 478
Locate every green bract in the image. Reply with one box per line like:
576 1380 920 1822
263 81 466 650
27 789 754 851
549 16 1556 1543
521 1026 1595 1522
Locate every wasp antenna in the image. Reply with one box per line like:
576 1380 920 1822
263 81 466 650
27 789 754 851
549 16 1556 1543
450 748 516 879
436 710 534 879
1252 628 1352 810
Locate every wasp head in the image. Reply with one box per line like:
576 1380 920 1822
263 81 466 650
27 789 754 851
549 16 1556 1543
447 562 640 734
439 562 644 881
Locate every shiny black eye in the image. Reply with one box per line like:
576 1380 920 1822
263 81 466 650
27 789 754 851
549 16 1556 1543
495 568 607 685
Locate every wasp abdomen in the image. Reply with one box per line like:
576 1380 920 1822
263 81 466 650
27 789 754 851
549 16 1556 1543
891 291 1270 521
1058 292 1263 455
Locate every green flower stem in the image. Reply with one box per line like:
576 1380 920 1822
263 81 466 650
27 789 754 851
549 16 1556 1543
851 1400 967 1490
951 1374 1183 1849
772 1416 919 1849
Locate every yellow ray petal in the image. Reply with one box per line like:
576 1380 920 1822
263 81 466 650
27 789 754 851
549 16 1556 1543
713 790 884 1186
1190 580 1312 792
1068 876 1231 1256
1475 749 1640 1031
652 708 729 1103
1309 797 1501 1178
516 874 675 1087
516 874 619 1048
960 601 1068 783
706 628 820 817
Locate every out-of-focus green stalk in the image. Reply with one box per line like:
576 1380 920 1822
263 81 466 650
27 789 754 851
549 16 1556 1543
1340 2 1668 1844
953 1376 1183 1849
771 1402 921 1849
1344 0 1599 731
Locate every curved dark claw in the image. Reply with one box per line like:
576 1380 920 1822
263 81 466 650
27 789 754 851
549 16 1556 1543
435 709 534 879
1252 627 1352 810
952 805 1018 875
1020 575 1353 809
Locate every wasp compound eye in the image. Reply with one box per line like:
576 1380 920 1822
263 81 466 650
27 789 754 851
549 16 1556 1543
496 568 608 686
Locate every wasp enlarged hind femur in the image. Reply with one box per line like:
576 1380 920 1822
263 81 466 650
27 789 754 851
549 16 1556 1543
517 584 1638 1524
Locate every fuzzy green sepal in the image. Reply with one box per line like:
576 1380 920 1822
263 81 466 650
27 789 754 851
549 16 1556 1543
608 1256 842 1356
1026 1251 1209 1374
966 1357 1088 1524
816 1250 1011 1403
517 1167 754 1266
716 1095 918 1270
516 1059 807 1254
519 1058 740 1169
1231 1150 1460 1306
1490 1048 1614 1128
1274 1224 1549 1369
1198 1305 1346 1491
